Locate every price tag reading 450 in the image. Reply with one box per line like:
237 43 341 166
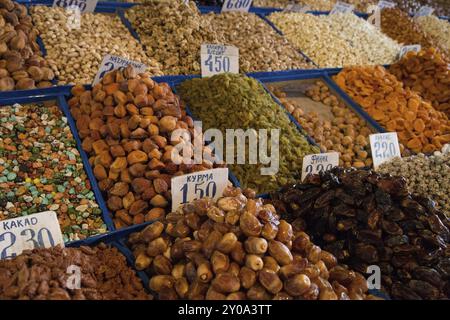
0 211 64 260
200 44 239 77
92 54 148 85
370 132 401 169
222 0 252 12
171 168 229 212
53 0 98 13
301 152 339 181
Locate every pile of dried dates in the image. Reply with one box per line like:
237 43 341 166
269 168 450 300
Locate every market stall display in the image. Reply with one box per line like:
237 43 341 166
414 16 450 59
178 73 320 194
268 12 401 68
269 168 450 300
253 0 377 12
30 5 163 85
0 102 106 242
0 0 55 91
389 48 450 117
0 244 151 300
334 66 450 154
127 185 382 300
391 0 450 17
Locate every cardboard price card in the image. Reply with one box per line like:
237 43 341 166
369 132 401 169
330 1 354 14
221 0 253 12
377 1 396 9
171 168 229 212
399 45 421 58
283 3 310 13
92 54 148 85
414 6 434 17
0 211 64 260
53 0 98 13
200 44 239 77
301 152 339 181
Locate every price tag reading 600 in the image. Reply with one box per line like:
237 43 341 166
200 44 239 77
370 132 401 169
171 168 229 212
222 0 253 12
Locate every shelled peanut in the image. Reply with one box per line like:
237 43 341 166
269 81 375 168
390 48 450 117
334 66 450 154
128 186 381 300
0 0 55 91
67 66 222 229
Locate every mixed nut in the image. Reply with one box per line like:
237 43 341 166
0 0 55 91
270 168 450 299
0 244 151 300
128 185 382 300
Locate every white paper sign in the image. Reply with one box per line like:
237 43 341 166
414 6 434 17
301 152 339 181
53 0 98 13
0 211 64 260
92 54 147 85
399 45 421 58
377 1 396 9
370 132 401 169
200 44 239 77
330 1 354 14
222 0 253 12
283 3 310 13
171 168 229 212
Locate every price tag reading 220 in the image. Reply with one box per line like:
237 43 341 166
301 152 339 181
200 44 239 77
370 132 401 169
171 168 229 212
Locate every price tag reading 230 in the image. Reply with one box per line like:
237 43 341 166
200 44 239 77
0 211 64 260
301 152 339 181
92 54 148 85
370 132 401 169
171 168 229 212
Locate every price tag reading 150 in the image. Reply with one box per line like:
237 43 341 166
200 44 239 77
171 168 229 212
221 0 253 12
0 211 64 260
301 152 339 181
370 132 401 169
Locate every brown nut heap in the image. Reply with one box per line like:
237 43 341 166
334 65 450 154
68 66 222 229
0 244 151 300
269 81 376 168
127 186 383 300
389 48 450 117
0 0 55 91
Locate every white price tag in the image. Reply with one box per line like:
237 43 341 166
330 1 354 14
301 152 339 181
399 45 421 58
0 211 64 260
171 168 229 212
414 6 434 17
53 0 98 13
92 54 147 85
283 3 310 13
221 0 253 13
377 1 396 9
369 132 401 169
200 44 239 77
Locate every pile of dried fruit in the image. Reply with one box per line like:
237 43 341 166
128 186 382 300
68 67 222 229
334 65 450 154
390 48 450 117
270 168 450 300
0 103 106 242
178 73 320 194
391 0 450 17
268 81 375 168
0 244 151 300
0 0 55 91
415 15 450 58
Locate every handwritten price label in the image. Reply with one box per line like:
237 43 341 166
330 1 354 14
414 6 434 17
92 54 147 85
370 132 401 169
221 0 253 12
171 168 229 212
0 211 64 260
399 45 421 59
53 0 98 13
200 44 239 77
377 1 396 9
283 3 310 13
301 152 339 181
